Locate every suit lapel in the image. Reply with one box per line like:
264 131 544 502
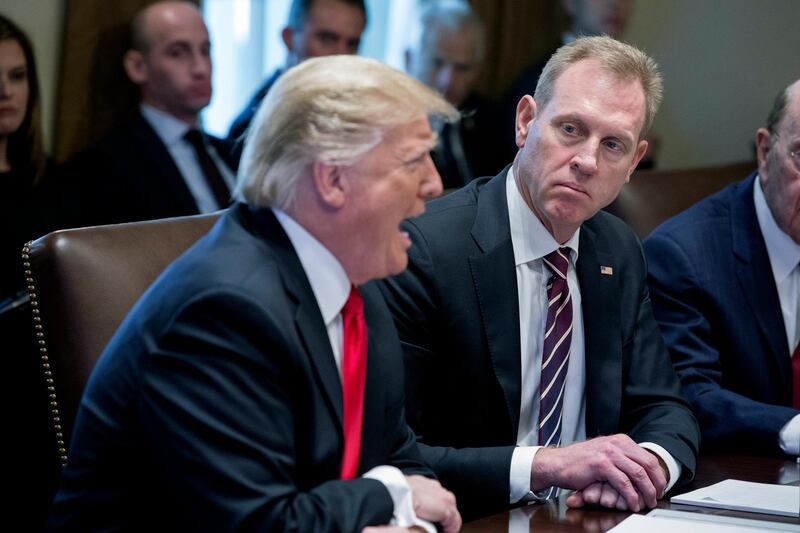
730 175 792 394
577 220 622 437
469 170 522 439
132 113 201 215
246 207 344 425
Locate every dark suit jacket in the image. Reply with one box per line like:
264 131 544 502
378 169 699 520
433 92 505 190
58 111 236 228
48 204 432 531
644 173 798 454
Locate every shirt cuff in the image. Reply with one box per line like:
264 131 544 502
363 465 436 533
509 446 541 503
778 414 800 455
639 441 681 494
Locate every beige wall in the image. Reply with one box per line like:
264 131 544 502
3 0 66 153
626 0 799 170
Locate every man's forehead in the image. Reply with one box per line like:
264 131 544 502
144 5 208 45
549 60 646 132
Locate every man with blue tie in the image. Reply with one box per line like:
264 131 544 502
645 79 800 456
48 55 462 532
379 36 699 521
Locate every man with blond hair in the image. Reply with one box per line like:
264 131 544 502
49 55 461 532
380 36 699 521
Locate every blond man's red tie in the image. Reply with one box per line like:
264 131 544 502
340 286 367 479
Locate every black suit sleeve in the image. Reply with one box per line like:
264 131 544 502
141 288 394 532
645 231 796 451
379 221 515 520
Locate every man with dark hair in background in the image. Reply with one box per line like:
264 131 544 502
226 0 367 160
645 80 800 457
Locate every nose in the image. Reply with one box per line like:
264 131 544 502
421 155 444 198
191 52 211 78
0 76 8 98
570 147 598 176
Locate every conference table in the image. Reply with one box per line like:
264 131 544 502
462 453 800 532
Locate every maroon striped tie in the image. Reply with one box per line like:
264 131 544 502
537 248 573 450
792 342 799 409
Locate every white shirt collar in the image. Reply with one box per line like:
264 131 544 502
506 166 580 266
140 103 192 146
753 175 800 283
273 208 351 326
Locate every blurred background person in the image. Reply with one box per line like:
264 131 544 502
405 0 503 189
0 13 61 526
59 1 237 228
226 0 367 160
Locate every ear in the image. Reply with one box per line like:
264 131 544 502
123 50 148 85
311 160 347 209
281 26 294 52
626 139 649 181
755 127 771 175
515 95 537 149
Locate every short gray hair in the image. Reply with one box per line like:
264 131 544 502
534 36 662 136
235 55 458 209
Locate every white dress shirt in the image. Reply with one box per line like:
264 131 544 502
140 104 235 213
753 177 800 455
273 209 435 532
504 168 680 503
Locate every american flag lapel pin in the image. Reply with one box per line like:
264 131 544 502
600 265 613 276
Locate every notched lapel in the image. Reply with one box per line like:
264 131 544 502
249 207 345 425
730 183 793 394
578 225 622 436
469 171 522 439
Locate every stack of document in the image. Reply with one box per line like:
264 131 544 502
670 479 799 517
610 509 798 532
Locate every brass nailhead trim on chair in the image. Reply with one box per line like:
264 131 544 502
22 242 68 466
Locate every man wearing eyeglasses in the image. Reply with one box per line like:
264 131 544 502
645 79 800 457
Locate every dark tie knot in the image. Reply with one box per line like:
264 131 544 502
184 128 205 147
342 285 364 317
543 248 570 279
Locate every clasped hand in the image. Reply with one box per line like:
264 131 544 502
531 434 667 512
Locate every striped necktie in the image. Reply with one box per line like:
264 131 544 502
537 248 573 499
538 248 573 448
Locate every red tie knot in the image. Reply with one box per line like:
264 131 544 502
342 285 363 318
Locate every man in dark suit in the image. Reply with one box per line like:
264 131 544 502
62 1 236 227
48 55 462 531
404 1 503 189
645 80 800 456
379 36 699 521
226 0 367 160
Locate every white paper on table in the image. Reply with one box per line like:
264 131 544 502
609 509 799 532
669 479 799 517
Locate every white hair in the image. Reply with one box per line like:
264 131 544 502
235 55 458 209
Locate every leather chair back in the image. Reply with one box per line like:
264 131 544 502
607 160 754 238
23 213 220 464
